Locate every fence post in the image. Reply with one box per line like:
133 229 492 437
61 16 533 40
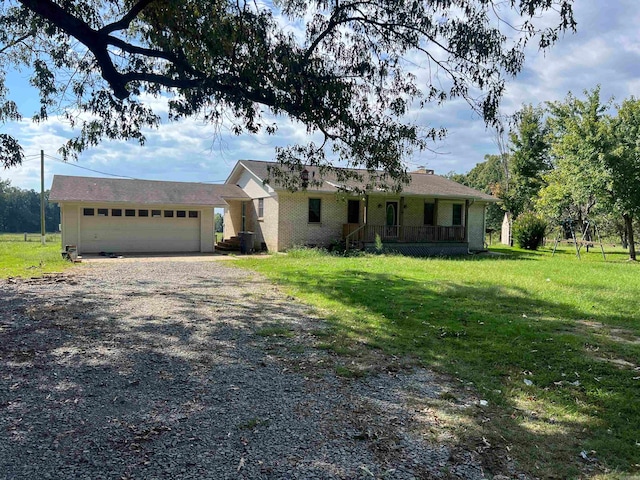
24 232 27 242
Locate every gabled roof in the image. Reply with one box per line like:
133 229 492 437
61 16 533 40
232 160 498 202
49 175 249 206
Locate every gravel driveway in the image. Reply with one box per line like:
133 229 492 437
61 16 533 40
1 260 520 479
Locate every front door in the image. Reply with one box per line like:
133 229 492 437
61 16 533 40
347 200 360 224
386 201 398 237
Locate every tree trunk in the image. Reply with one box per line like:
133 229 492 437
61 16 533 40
619 230 628 249
623 214 636 261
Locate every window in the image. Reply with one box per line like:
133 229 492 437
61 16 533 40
83 208 94 216
164 210 174 218
152 210 161 217
452 204 463 226
97 208 108 216
424 203 435 226
176 210 186 218
112 209 122 217
258 198 264 218
308 198 321 223
138 209 149 217
188 211 198 218
125 209 136 217
347 200 360 224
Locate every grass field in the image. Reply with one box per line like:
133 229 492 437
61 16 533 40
0 233 73 278
2 234 637 477
237 245 639 478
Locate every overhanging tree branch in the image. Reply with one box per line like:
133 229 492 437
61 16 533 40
2 0 575 175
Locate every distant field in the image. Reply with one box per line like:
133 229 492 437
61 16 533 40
0 232 72 278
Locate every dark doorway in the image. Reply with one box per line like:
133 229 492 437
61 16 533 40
347 200 360 224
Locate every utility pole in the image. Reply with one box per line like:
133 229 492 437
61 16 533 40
40 149 45 245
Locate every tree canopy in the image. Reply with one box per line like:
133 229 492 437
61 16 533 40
0 179 59 232
506 104 550 217
536 88 639 260
0 0 574 189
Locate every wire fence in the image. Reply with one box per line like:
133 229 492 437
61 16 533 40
0 233 61 243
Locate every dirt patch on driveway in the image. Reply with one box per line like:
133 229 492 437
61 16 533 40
1 261 526 479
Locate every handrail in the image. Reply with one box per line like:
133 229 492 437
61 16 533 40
345 223 367 251
343 224 465 246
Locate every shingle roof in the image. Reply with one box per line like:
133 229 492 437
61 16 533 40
49 175 249 206
235 160 498 202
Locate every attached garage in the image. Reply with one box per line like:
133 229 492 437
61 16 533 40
50 176 249 255
79 207 201 253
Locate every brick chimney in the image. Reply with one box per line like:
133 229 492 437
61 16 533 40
411 166 434 175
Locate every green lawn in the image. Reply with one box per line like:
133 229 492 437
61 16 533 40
0 233 73 278
237 246 639 479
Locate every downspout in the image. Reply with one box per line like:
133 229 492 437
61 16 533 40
464 199 471 253
241 201 246 232
399 196 404 240
364 195 369 224
482 202 488 251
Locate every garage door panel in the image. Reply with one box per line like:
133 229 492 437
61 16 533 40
81 216 200 253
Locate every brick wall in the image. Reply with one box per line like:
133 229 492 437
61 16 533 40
436 200 466 226
366 195 401 225
223 200 243 239
402 197 424 227
277 192 349 250
249 195 279 251
224 169 279 251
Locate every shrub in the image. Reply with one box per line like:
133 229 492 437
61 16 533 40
512 212 547 250
374 233 384 253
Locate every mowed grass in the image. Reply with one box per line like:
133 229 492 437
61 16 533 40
0 233 72 278
237 245 639 478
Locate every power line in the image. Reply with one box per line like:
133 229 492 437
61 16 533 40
43 153 228 184
44 154 138 179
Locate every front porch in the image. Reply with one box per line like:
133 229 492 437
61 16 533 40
343 223 469 255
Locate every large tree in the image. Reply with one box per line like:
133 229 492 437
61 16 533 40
539 87 640 261
609 97 640 260
0 1 575 189
506 104 550 217
538 88 612 225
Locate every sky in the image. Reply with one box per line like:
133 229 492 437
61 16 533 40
2 1 639 192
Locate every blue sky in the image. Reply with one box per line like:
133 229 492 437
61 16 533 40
2 1 639 191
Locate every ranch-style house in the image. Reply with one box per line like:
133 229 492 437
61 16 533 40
49 159 498 256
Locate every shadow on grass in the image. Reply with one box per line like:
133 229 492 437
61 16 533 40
270 267 640 477
486 245 635 263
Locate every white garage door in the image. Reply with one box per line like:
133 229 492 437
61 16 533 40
80 211 201 253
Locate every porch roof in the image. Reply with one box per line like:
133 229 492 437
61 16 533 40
231 160 497 202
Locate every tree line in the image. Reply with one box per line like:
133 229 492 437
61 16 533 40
0 179 59 233
450 87 640 260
